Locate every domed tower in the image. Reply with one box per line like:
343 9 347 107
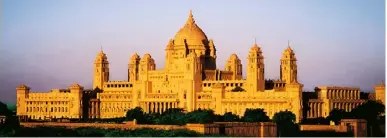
93 49 109 89
171 10 216 70
225 54 242 80
128 53 141 82
246 42 265 92
280 44 298 84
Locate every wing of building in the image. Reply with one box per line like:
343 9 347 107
16 11 385 123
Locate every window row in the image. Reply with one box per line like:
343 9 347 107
26 101 69 105
26 107 68 112
106 84 133 88
100 95 132 99
203 83 243 87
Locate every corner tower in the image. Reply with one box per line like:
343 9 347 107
246 42 265 92
93 49 109 89
225 54 242 80
128 53 141 82
280 44 298 84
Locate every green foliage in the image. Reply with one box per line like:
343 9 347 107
350 100 385 123
241 108 270 122
125 107 147 123
272 110 296 124
350 100 385 137
0 101 20 137
327 109 348 124
223 112 239 122
158 108 186 125
6 104 16 112
185 109 216 124
272 110 297 137
74 127 105 137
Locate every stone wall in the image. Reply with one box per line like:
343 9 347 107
20 121 277 137
300 125 347 132
300 119 368 137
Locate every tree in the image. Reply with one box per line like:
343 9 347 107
0 101 20 137
350 100 385 122
350 100 385 137
272 110 297 137
241 108 270 122
125 107 146 124
272 110 296 124
185 109 216 124
223 112 239 122
327 109 348 125
158 108 186 125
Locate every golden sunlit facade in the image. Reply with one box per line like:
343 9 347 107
16 11 384 122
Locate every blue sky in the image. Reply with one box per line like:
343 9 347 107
0 0 385 104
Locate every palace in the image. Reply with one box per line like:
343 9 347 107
16 11 385 123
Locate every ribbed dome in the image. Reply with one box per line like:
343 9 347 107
229 53 239 60
173 10 208 46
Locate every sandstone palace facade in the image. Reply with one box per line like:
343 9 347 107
16 11 385 123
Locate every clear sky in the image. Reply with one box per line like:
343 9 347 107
0 0 385 104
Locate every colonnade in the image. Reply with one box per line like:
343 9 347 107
89 101 100 118
307 102 323 118
307 102 363 118
327 90 359 99
142 102 178 113
332 102 361 112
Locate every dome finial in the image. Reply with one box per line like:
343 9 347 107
253 37 258 47
186 9 195 25
287 40 292 49
288 40 290 47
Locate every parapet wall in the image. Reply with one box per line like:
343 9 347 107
20 121 277 137
300 125 347 132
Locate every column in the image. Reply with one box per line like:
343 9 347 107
317 103 320 117
91 102 95 118
154 102 157 113
314 103 317 118
350 91 353 99
162 102 165 113
150 102 154 113
327 90 331 99
157 102 160 113
96 102 100 118
349 103 352 111
310 103 314 118
145 102 149 113
307 102 312 118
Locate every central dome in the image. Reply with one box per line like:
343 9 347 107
173 10 208 46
